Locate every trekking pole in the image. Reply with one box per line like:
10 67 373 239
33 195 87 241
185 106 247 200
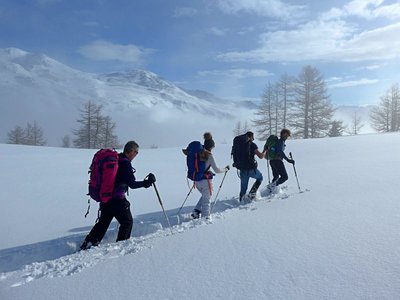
177 183 195 215
210 170 228 214
289 152 302 193
152 182 173 234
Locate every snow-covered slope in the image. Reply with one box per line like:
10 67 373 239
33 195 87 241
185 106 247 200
1 133 399 299
0 48 237 147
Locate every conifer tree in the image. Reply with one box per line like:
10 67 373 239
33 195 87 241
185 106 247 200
370 83 400 132
290 65 334 138
73 101 119 149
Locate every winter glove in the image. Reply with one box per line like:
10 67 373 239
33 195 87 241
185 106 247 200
225 165 230 171
143 180 152 188
147 173 156 184
287 158 295 165
143 173 156 188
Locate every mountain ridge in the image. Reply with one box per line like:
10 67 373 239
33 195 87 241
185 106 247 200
0 47 237 147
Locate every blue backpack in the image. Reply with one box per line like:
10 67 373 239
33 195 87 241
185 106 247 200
185 141 207 181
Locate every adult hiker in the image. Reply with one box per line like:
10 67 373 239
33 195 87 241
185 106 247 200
265 129 294 193
185 132 229 220
232 131 266 202
80 141 156 250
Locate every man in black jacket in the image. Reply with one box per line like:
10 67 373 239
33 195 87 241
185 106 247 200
80 141 155 250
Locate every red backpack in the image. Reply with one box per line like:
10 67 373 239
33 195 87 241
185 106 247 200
88 149 119 203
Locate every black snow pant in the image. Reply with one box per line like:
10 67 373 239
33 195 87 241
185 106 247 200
269 159 288 186
85 198 133 244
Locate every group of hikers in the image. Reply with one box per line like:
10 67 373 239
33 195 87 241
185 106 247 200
80 129 294 250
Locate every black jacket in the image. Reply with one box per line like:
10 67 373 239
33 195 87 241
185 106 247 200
113 153 146 199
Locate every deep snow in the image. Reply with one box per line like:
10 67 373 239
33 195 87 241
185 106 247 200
1 133 400 299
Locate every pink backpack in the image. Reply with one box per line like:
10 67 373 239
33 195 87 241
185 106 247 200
88 149 119 203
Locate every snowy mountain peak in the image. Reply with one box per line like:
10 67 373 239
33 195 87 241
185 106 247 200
99 69 178 91
0 47 80 79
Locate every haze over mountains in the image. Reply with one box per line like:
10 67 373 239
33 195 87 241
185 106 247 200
0 48 374 148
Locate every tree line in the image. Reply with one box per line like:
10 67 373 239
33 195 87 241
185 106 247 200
7 121 47 146
235 65 374 139
370 83 400 132
6 101 120 149
251 65 339 139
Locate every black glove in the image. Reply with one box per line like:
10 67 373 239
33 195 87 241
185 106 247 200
287 158 295 165
143 173 156 188
143 180 152 188
147 173 156 184
225 165 230 171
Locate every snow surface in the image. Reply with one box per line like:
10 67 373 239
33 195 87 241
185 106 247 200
1 133 400 299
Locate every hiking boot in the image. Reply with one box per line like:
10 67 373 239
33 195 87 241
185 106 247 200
249 180 262 195
191 209 201 219
80 239 99 251
80 240 89 250
240 194 251 204
266 181 277 194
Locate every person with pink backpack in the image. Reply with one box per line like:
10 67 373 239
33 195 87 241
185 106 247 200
80 141 155 250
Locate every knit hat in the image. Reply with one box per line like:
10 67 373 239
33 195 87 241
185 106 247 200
203 132 215 151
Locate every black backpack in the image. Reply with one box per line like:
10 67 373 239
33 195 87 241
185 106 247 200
231 134 257 170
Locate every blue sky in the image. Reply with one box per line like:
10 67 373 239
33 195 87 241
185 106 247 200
1 0 400 105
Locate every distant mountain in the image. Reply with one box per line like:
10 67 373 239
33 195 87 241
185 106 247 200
0 48 240 147
183 89 228 103
184 88 259 109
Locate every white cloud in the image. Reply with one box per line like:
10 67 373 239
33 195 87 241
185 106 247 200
323 0 400 20
237 26 256 35
217 19 400 63
78 40 154 63
209 27 228 36
217 19 354 62
198 68 273 79
343 0 384 19
216 0 306 20
338 22 400 61
373 3 400 19
173 7 198 18
329 78 379 88
357 63 387 70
